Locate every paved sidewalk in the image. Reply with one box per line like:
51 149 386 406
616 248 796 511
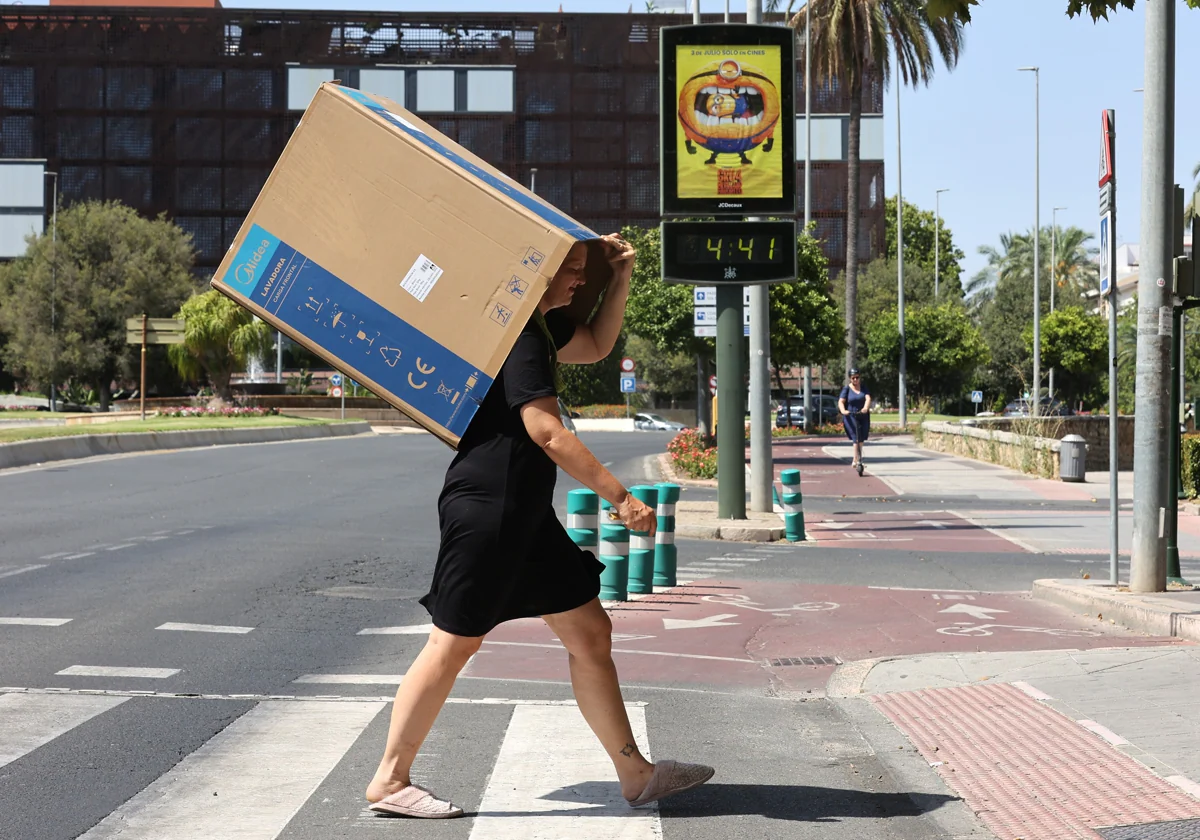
838 646 1200 840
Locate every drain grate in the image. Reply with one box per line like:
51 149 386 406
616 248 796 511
1097 818 1200 839
769 656 841 667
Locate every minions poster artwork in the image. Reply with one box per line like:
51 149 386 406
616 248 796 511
675 46 783 199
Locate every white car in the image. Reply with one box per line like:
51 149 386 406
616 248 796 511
633 413 685 432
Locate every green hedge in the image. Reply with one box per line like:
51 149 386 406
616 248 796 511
1183 435 1200 498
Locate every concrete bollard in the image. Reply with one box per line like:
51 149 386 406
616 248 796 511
567 488 599 548
653 482 680 587
627 485 658 595
779 469 805 541
598 522 629 601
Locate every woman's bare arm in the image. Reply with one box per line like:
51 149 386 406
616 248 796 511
559 235 636 365
519 396 655 532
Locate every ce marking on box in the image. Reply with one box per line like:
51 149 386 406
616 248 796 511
521 248 546 272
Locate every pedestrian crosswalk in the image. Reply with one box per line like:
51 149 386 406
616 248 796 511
0 688 672 839
676 545 793 581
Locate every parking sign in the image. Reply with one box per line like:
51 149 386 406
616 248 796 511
620 375 637 394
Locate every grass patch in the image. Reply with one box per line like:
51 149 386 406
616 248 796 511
0 415 344 444
0 409 60 419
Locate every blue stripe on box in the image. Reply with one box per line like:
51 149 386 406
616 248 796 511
340 88 597 242
221 224 492 437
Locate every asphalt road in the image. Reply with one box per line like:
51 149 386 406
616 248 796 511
0 430 1124 840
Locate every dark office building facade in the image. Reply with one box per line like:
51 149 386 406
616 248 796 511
0 7 885 274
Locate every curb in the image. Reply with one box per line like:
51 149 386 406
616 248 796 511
1031 578 1200 642
676 522 784 542
0 421 373 471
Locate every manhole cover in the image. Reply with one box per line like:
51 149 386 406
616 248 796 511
769 656 841 667
315 586 420 601
1097 818 1200 840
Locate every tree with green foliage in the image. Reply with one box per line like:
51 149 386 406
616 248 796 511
625 335 694 405
769 230 845 378
884 196 965 295
929 0 1199 23
792 0 963 373
169 291 274 401
0 200 197 409
1026 307 1107 409
865 301 989 403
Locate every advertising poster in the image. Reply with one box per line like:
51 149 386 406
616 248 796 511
674 45 784 202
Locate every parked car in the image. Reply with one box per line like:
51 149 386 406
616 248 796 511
633 413 685 432
558 399 577 434
775 395 839 428
1001 397 1073 417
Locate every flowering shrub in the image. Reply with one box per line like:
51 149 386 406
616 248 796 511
667 428 718 480
574 404 632 419
159 406 280 418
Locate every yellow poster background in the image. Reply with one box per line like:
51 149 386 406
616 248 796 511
675 44 784 200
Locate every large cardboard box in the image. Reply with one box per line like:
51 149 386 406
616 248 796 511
211 83 607 448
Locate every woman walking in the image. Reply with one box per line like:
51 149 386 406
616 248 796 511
838 368 872 476
365 235 714 819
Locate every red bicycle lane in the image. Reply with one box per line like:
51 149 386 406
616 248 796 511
804 509 1025 553
465 579 1184 694
767 436 894 498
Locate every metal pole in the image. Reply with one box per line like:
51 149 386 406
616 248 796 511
45 171 58 413
747 0 771 513
896 80 907 429
716 283 746 519
693 0 700 23
1018 67 1040 413
1109 295 1120 585
530 167 537 195
1051 206 1067 401
140 314 147 422
1131 0 1174 593
725 0 730 21
276 332 283 384
1167 185 1185 583
802 0 813 434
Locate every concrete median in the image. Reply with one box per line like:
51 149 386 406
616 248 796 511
0 421 372 471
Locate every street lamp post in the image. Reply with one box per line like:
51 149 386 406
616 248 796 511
44 170 58 413
1019 66 1040 416
1050 205 1067 401
934 188 949 298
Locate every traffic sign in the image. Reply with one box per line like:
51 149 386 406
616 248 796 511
330 385 343 398
970 391 983 404
709 375 718 396
693 287 717 304
619 357 636 373
330 373 343 387
694 306 717 325
694 325 717 337
1099 109 1114 188
620 375 637 394
1099 212 1113 296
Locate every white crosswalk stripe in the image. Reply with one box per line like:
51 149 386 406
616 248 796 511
0 689 674 839
674 552 777 579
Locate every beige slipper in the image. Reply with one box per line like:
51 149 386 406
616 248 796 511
627 759 715 807
368 784 464 818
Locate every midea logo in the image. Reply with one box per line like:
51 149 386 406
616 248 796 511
235 239 272 285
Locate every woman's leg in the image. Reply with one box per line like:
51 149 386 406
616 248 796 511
541 598 655 800
366 627 483 802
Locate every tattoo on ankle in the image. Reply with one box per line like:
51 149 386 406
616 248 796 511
620 742 637 758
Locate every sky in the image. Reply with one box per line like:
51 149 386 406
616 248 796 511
19 0 1200 282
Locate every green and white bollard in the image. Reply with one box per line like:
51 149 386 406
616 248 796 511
627 485 658 595
567 488 599 548
653 482 680 587
780 469 806 542
598 522 629 601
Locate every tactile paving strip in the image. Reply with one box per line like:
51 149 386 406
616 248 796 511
1097 818 1200 840
871 683 1200 840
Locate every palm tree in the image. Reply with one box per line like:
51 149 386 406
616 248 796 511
970 227 1098 313
792 0 963 371
169 290 274 401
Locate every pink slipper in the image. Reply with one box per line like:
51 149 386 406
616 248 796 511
627 759 715 807
368 784 464 819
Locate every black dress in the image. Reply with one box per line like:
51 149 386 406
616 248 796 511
418 309 605 637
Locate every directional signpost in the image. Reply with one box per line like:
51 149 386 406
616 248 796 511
126 316 185 421
1099 109 1118 586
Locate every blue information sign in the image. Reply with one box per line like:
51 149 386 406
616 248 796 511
620 375 637 394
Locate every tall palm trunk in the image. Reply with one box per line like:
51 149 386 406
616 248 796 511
844 79 862 372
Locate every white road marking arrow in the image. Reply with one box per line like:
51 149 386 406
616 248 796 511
814 521 854 529
663 613 740 630
917 520 949 529
938 604 1009 620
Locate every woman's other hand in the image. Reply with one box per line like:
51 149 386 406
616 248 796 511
615 493 657 535
600 233 637 280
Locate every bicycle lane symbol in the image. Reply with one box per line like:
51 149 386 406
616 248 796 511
700 593 840 616
936 623 1102 638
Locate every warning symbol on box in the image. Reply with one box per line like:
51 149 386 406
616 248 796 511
490 302 514 327
506 276 530 299
522 248 546 272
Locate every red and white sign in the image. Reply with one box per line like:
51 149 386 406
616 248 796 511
330 386 343 398
1099 109 1114 188
620 357 636 373
709 375 718 396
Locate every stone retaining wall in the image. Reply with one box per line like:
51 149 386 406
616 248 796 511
964 415 1133 471
920 421 1062 479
